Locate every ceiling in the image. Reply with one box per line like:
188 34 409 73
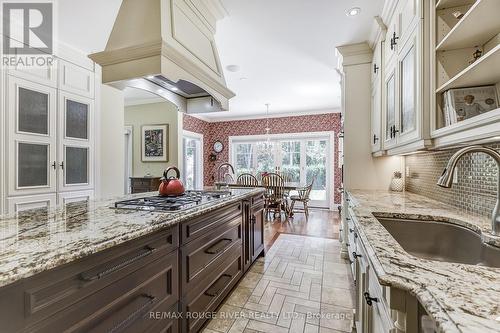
56 0 384 120
209 0 385 120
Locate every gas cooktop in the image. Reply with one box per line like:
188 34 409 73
114 190 232 212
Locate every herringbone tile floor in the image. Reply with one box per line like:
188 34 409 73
204 234 355 333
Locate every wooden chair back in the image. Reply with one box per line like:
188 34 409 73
237 173 258 186
298 177 315 201
262 173 285 202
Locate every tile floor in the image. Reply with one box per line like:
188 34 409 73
203 234 355 333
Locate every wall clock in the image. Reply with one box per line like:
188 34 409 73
213 141 224 153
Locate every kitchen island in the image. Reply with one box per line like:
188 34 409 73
0 188 265 332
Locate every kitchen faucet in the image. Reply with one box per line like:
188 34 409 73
437 145 500 236
216 163 235 188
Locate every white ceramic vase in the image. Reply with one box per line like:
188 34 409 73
390 178 404 192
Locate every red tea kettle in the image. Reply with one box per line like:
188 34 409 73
159 166 185 196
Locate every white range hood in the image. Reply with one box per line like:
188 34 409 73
89 0 235 113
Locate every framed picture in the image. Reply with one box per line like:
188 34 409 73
141 124 169 162
442 85 499 126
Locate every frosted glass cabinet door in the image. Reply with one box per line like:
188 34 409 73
8 76 57 196
384 71 396 146
400 44 416 135
58 92 93 191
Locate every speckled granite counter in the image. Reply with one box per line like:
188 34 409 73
347 190 500 333
0 188 264 289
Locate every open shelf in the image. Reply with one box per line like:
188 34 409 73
436 0 500 51
436 43 500 93
436 0 475 10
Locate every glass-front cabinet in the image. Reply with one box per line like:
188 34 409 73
58 92 94 192
5 63 95 213
383 65 397 149
8 77 57 196
397 27 420 146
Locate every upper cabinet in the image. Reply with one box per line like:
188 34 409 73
371 40 383 154
432 0 500 147
373 0 500 155
375 0 435 155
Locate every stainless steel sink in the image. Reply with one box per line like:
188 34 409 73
376 217 500 268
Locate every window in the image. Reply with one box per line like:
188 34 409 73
183 131 203 190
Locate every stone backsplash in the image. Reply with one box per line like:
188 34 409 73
405 143 499 218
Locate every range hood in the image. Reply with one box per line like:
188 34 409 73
89 0 235 113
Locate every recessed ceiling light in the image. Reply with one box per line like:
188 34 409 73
226 64 240 72
346 7 361 17
171 87 179 91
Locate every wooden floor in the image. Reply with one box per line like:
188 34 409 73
264 208 341 251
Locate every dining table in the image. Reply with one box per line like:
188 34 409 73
214 181 306 218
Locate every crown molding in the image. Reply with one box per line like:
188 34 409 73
336 42 373 67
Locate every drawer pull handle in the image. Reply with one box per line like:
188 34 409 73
353 252 361 258
109 294 156 333
363 292 379 306
204 238 233 255
204 274 232 297
80 246 155 281
349 228 354 233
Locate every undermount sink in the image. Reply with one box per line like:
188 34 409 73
376 217 500 268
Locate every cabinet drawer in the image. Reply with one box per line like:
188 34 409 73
34 250 179 333
182 254 243 332
181 218 242 297
251 193 265 206
180 202 242 244
0 227 179 332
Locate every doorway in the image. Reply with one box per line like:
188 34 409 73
230 132 334 209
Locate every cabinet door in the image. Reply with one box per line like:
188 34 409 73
398 0 420 47
7 77 57 196
383 65 398 148
58 92 94 192
371 41 382 85
371 80 382 153
251 207 265 261
384 13 399 66
398 27 420 145
58 190 93 206
58 60 94 98
7 193 56 214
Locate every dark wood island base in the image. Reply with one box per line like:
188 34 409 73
0 193 265 333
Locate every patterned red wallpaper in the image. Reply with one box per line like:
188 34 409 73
183 113 342 204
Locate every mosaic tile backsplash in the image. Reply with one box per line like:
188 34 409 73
405 143 499 218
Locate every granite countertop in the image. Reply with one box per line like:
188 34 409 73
347 190 500 333
0 188 264 289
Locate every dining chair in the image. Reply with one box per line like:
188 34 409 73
262 173 287 221
290 177 315 220
237 173 258 187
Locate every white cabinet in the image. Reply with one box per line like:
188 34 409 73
7 77 58 196
58 190 94 206
7 193 57 213
58 60 95 98
58 92 94 192
379 0 430 155
383 62 398 149
350 216 396 333
371 41 383 154
4 60 96 214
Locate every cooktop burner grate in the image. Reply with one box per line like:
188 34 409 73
114 190 232 212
